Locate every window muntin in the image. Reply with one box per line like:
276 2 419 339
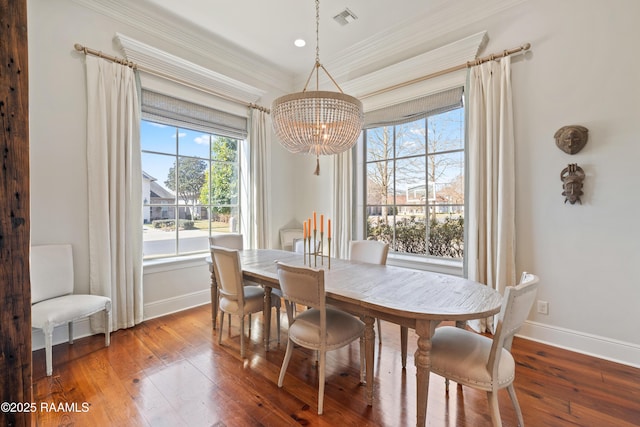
142 120 240 259
364 107 464 260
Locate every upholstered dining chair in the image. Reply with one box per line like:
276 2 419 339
31 244 112 376
276 262 365 415
428 272 540 427
209 233 244 250
349 240 389 344
210 233 283 342
211 246 280 357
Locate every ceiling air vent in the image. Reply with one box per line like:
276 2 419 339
333 8 358 26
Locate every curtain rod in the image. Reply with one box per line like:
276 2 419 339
359 42 531 100
73 43 270 113
74 41 530 112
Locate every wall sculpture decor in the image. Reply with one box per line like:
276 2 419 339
560 163 585 204
554 125 588 154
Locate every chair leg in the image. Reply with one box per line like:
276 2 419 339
68 321 74 344
44 324 54 376
218 310 225 345
507 384 524 426
240 316 245 358
276 306 281 344
400 326 408 369
487 391 502 427
317 350 326 415
278 338 295 387
104 308 111 347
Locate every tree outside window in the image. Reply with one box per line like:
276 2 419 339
365 108 464 259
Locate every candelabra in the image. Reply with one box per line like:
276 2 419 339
303 213 331 269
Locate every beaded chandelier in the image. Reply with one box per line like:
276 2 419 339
271 0 363 175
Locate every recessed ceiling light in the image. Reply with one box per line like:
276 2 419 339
294 39 306 47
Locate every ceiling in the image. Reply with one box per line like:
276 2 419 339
138 0 523 80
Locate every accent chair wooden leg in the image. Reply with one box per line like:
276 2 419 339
507 384 524 426
487 391 502 427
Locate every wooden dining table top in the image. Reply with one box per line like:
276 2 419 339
238 248 502 323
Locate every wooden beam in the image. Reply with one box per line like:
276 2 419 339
0 0 32 425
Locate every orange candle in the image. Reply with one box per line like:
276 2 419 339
313 211 317 231
303 222 307 239
320 214 324 233
328 219 331 239
308 218 311 237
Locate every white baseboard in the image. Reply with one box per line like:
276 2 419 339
518 320 640 369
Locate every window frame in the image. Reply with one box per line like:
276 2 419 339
360 104 465 271
141 119 242 260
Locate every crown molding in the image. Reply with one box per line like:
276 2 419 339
341 32 487 112
307 0 524 88
70 0 291 93
115 33 266 104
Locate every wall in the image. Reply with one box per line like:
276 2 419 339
27 0 640 367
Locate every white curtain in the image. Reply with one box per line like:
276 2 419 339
332 149 353 259
85 56 143 331
466 56 516 333
248 108 270 249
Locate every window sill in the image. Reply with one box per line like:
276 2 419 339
143 253 210 274
387 253 463 277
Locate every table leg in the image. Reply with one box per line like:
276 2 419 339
400 326 408 369
363 315 375 405
210 264 218 330
263 286 272 351
415 320 436 427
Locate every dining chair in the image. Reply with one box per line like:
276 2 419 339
210 233 283 342
349 240 389 344
276 262 365 415
209 233 244 250
31 244 112 376
211 246 280 357
428 272 540 427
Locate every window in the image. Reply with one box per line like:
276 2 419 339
364 101 464 260
140 90 246 259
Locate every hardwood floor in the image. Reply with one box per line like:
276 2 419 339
32 304 640 426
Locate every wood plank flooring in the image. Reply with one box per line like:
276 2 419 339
32 304 640 426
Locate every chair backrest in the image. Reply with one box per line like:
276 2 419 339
209 233 243 250
211 246 244 302
280 228 303 251
275 262 325 311
349 240 389 265
31 244 75 304
487 272 540 372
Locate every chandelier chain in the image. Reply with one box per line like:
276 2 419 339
315 0 320 64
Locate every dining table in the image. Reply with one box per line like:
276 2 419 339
209 248 502 427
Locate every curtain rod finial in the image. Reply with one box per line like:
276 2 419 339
74 43 84 52
522 43 531 51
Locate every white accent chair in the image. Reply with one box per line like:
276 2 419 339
349 240 389 344
276 262 365 415
211 246 281 357
429 272 540 427
31 244 112 376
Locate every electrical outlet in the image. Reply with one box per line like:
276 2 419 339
537 300 549 315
